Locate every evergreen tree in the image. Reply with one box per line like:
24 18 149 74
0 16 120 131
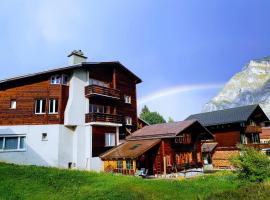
140 105 166 125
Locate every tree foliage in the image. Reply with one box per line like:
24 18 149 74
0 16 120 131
140 105 166 125
230 145 270 182
168 117 174 123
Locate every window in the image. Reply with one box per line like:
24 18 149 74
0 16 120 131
126 160 133 170
125 117 132 125
62 75 68 85
10 100 16 109
49 99 59 114
105 133 115 147
35 99 46 114
89 78 109 88
50 75 61 84
117 160 123 169
0 136 26 151
89 104 109 114
42 133 48 141
124 95 131 104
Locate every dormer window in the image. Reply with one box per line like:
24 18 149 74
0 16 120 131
124 95 131 104
50 75 61 84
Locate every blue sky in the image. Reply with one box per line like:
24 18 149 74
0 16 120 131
1 0 270 121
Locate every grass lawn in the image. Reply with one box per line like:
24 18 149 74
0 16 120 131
0 162 261 200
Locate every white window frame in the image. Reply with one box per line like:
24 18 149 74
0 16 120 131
35 99 46 114
10 100 17 109
125 117 132 125
124 95 131 104
62 75 68 85
50 75 61 85
105 133 115 147
0 135 26 152
49 99 59 114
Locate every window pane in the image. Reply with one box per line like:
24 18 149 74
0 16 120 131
41 100 46 113
49 100 54 113
110 134 115 146
35 100 40 113
55 100 58 113
0 138 3 149
105 134 109 146
19 137 26 149
93 105 98 113
50 76 55 84
4 137 18 150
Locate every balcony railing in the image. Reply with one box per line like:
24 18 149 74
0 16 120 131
85 113 123 124
85 85 120 99
245 125 262 133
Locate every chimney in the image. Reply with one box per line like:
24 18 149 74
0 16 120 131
68 50 87 65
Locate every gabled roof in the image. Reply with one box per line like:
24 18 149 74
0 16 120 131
186 104 268 126
0 61 142 85
127 120 213 140
100 139 161 160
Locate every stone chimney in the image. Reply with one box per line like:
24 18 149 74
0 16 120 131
68 50 87 65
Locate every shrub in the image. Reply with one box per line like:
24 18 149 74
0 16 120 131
231 145 270 182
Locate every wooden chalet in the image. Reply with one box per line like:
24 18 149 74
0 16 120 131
186 104 270 168
100 120 213 176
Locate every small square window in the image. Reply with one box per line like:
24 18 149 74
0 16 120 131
125 117 132 126
10 100 16 109
42 133 48 141
124 95 131 104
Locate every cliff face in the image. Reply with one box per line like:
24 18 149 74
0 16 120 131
203 56 270 117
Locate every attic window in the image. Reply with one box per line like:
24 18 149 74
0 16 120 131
129 144 141 150
50 75 61 84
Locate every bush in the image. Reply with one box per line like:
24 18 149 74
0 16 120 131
231 145 270 182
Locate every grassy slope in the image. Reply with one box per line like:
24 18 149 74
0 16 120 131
0 163 241 200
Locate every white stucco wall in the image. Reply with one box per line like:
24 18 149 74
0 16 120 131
64 69 88 126
0 125 61 167
58 126 74 168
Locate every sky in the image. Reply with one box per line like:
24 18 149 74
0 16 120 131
1 0 270 121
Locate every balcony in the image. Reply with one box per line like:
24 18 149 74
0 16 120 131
245 125 262 133
85 113 123 124
85 85 120 99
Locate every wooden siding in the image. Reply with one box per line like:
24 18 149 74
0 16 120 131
0 76 69 125
115 67 138 134
214 131 240 147
92 126 116 157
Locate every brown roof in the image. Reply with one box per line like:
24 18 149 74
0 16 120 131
100 139 161 160
127 120 212 140
202 142 218 153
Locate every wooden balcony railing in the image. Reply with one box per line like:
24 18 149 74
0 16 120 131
245 125 262 133
85 85 120 99
85 113 123 124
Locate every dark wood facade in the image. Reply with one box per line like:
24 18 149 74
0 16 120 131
0 75 69 125
86 64 139 140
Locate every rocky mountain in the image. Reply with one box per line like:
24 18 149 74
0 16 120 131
203 56 270 117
